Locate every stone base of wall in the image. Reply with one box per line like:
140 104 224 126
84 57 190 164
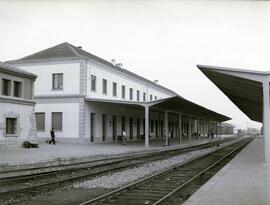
0 138 24 149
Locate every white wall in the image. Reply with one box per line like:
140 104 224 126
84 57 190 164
0 102 35 140
35 102 80 139
86 61 175 101
15 62 81 96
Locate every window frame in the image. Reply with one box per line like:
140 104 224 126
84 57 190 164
102 79 107 95
2 79 11 96
35 112 45 131
52 73 63 90
51 112 63 131
137 90 140 101
113 82 117 97
6 117 17 136
13 81 22 98
91 75 96 92
122 85 126 99
129 88 133 100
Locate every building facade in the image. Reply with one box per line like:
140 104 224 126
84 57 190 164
7 43 229 145
0 62 37 149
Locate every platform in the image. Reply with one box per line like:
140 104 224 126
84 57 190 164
184 136 270 205
0 137 227 170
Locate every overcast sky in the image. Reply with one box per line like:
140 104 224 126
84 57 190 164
0 0 269 129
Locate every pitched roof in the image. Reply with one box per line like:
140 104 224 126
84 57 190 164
0 62 37 79
6 42 177 95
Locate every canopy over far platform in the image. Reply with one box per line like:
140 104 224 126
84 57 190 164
197 64 264 123
86 95 230 122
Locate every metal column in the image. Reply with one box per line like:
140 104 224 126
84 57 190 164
144 105 149 148
263 81 270 162
164 111 169 146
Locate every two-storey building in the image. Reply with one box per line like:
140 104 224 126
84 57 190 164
6 42 229 146
0 62 37 149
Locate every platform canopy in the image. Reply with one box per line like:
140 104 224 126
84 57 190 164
86 95 230 122
197 65 264 122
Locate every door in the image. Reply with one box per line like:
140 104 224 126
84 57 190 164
137 118 140 139
102 114 107 142
112 115 117 141
130 118 133 140
90 113 95 142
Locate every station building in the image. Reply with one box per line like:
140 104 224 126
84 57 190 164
6 43 229 147
0 62 37 148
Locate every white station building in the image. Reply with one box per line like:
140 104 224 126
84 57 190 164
0 62 37 149
6 42 229 147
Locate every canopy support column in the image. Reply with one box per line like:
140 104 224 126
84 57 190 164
188 117 192 141
178 113 182 143
144 105 149 148
165 111 169 146
263 81 270 162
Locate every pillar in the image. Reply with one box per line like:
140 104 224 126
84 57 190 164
263 81 270 162
144 105 149 148
178 113 182 142
164 111 169 146
188 116 192 141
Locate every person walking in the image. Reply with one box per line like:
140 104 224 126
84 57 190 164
122 129 127 145
49 128 56 145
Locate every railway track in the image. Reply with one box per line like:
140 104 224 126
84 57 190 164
78 137 253 205
0 138 234 204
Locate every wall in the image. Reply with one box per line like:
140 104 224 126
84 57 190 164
0 101 36 149
35 101 80 141
86 60 175 101
14 61 82 96
0 72 33 100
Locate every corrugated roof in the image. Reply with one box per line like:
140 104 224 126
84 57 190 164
0 62 37 78
6 42 177 95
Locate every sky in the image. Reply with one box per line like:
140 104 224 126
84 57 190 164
0 0 269 129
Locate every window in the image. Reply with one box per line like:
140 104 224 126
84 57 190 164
52 73 63 90
13 81 22 98
143 92 146 102
113 82 117 97
155 96 157 100
91 75 96 91
36 113 45 131
52 112 62 131
102 79 107 94
2 79 11 96
122 85 125 99
137 90 140 101
6 118 16 134
150 95 152 101
129 88 133 100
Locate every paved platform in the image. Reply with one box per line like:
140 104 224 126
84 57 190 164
184 136 270 205
0 137 224 169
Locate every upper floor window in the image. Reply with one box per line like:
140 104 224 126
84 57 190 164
143 92 146 102
13 81 22 98
137 90 140 101
102 79 107 94
150 95 152 101
113 82 117 97
52 73 63 90
91 75 96 91
122 85 125 99
129 88 133 100
155 96 157 100
2 79 11 96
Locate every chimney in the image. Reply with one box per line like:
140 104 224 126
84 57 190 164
116 63 123 68
154 80 159 83
77 46 82 49
111 59 116 65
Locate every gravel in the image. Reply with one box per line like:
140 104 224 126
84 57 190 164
73 146 217 189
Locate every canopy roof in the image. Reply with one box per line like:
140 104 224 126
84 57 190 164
197 64 263 122
86 95 230 122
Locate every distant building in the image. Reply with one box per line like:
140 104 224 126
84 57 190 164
220 123 234 134
6 42 229 145
0 62 37 148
